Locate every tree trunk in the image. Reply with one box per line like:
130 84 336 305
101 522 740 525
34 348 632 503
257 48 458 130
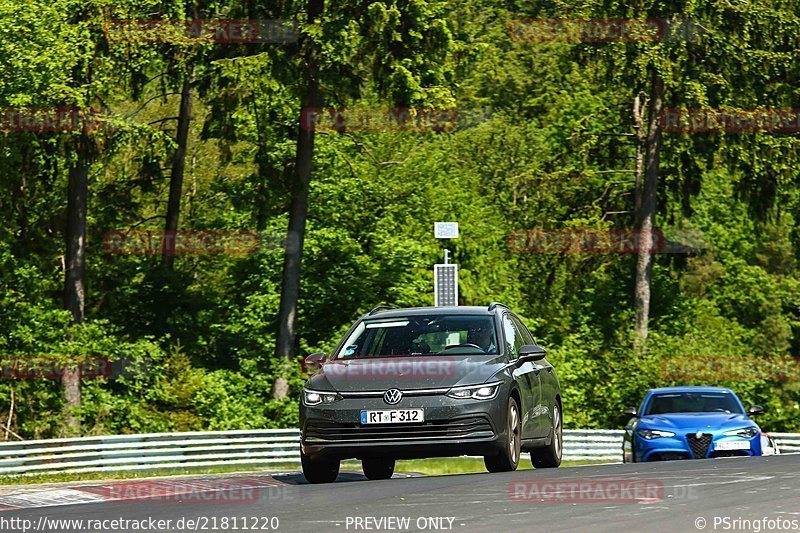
163 69 194 268
63 133 91 434
633 71 665 351
632 94 647 230
272 0 323 400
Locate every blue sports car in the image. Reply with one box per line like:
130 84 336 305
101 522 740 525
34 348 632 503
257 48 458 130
622 386 766 462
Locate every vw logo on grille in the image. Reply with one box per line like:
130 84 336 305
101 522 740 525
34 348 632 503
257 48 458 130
383 388 403 405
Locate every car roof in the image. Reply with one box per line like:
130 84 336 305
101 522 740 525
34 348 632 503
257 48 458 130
647 386 735 394
364 306 497 319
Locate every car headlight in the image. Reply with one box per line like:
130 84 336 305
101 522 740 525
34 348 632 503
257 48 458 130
446 383 500 400
636 428 675 440
723 426 759 439
303 389 342 406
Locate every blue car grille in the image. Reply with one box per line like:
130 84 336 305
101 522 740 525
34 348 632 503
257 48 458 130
686 434 712 458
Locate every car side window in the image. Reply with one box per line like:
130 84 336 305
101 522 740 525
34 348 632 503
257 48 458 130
511 315 536 346
502 314 524 360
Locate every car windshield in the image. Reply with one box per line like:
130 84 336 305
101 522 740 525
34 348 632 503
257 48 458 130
335 315 498 358
643 391 744 415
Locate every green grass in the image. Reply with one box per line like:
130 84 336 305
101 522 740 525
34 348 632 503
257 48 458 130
0 458 615 487
393 457 612 476
0 463 303 487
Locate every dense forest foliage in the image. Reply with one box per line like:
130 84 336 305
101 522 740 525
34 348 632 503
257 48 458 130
1 0 799 439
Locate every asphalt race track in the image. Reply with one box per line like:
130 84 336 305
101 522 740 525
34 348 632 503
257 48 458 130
3 455 800 533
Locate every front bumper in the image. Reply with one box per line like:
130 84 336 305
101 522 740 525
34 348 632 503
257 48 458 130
300 393 504 460
635 433 761 462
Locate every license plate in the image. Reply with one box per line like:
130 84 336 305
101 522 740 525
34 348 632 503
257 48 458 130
715 440 751 451
360 409 424 424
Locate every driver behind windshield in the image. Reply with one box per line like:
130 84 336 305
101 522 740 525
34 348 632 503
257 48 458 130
467 326 497 354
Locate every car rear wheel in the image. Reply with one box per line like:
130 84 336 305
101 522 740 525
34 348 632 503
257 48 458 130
531 402 562 468
301 449 340 484
362 457 395 480
484 397 521 473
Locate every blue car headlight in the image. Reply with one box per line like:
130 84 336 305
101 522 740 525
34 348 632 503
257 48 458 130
723 426 759 439
636 428 675 440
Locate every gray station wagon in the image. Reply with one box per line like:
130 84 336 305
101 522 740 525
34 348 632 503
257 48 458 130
299 303 562 483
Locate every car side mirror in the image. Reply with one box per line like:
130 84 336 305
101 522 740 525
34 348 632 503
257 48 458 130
303 352 327 373
622 406 638 417
748 405 765 416
519 345 547 362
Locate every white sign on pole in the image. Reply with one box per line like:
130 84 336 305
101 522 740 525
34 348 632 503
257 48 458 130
434 264 458 306
434 222 459 239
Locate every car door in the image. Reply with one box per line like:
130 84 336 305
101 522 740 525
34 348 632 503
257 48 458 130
502 313 542 439
515 316 555 437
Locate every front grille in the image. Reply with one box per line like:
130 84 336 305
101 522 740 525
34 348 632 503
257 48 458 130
648 452 690 461
709 450 749 458
686 434 712 459
304 416 495 443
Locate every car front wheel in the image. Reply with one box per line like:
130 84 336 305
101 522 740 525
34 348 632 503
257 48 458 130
362 457 395 480
301 449 340 483
484 397 521 473
531 402 562 468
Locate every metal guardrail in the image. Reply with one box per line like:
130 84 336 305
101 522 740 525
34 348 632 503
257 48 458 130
0 428 794 475
770 433 800 454
0 430 300 475
562 429 624 461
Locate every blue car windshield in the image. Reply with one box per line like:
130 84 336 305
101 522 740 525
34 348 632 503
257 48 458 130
644 392 744 415
335 315 498 358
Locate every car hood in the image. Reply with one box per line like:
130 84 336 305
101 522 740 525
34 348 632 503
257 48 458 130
638 413 758 433
306 355 506 392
